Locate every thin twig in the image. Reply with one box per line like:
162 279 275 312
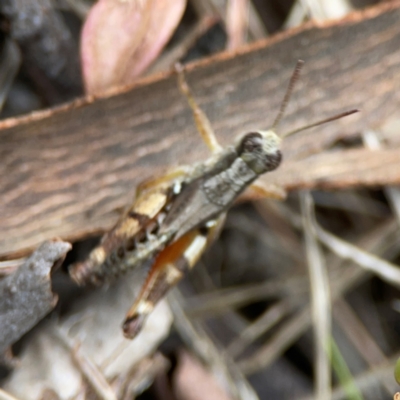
56 329 117 400
238 221 398 374
300 191 332 399
314 224 400 287
184 275 309 318
169 290 259 400
148 16 219 74
226 299 294 358
333 298 394 395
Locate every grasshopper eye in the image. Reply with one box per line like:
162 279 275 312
237 131 282 174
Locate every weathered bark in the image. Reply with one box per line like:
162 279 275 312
1 2 400 258
0 240 71 358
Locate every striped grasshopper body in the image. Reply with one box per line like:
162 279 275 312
69 61 357 338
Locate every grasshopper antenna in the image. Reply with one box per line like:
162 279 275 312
271 60 359 138
272 59 304 131
281 109 360 139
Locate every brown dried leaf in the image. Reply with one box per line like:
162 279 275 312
81 0 186 94
172 350 232 400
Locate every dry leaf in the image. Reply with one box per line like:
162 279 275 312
172 350 232 400
81 0 186 94
0 240 71 359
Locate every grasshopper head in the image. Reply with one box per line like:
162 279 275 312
236 130 282 175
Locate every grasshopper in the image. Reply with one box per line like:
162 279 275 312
69 61 357 338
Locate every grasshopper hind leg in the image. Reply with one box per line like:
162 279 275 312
123 229 206 338
123 217 225 338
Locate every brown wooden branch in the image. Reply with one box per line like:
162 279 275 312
1 2 400 258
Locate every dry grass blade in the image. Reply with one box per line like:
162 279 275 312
284 1 307 28
300 355 400 400
54 331 118 400
0 389 19 400
120 354 169 398
184 276 309 318
0 39 20 111
72 351 118 400
226 299 294 358
238 220 398 375
386 187 400 227
333 298 395 395
168 290 259 400
63 0 91 19
314 224 400 287
238 266 365 375
246 1 268 39
238 301 312 375
301 0 353 19
300 191 332 399
148 16 219 74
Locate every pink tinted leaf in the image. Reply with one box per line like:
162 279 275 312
226 0 249 50
172 350 232 400
81 0 186 95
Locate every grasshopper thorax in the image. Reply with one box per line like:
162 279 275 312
236 130 282 175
